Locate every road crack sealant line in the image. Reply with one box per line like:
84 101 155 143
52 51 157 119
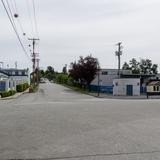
6 150 160 160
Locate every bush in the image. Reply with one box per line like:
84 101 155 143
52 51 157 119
16 83 29 92
0 90 16 98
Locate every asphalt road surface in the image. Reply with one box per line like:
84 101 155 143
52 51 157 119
1 83 160 160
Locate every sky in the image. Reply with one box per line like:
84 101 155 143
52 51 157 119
0 0 160 72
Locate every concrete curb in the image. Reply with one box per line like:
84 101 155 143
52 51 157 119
87 93 160 100
0 89 29 100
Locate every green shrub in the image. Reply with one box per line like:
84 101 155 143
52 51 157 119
16 84 24 92
1 90 16 98
16 83 29 92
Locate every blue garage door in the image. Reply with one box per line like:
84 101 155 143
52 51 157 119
127 85 133 96
0 81 6 91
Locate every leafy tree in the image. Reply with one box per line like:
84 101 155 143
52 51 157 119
45 66 55 80
62 64 67 74
69 55 99 87
46 66 54 74
39 69 45 78
151 64 158 74
122 58 158 75
69 61 81 82
139 59 152 74
122 62 130 70
129 58 140 74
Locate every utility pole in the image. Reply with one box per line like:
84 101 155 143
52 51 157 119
115 42 123 78
97 65 100 97
28 38 39 85
36 58 40 84
0 62 4 69
15 61 17 69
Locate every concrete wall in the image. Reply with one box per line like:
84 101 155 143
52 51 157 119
113 78 140 96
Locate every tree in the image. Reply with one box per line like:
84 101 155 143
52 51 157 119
39 69 45 78
122 62 130 70
69 61 81 82
45 66 55 80
69 55 99 87
129 58 140 74
46 66 54 74
139 59 152 74
122 58 158 75
151 64 158 74
62 64 67 74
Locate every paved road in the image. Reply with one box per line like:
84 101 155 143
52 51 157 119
1 83 160 159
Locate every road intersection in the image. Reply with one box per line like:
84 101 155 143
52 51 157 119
0 83 160 159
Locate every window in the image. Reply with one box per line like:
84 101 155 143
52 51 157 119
153 86 159 91
12 71 15 75
18 71 22 75
102 71 108 75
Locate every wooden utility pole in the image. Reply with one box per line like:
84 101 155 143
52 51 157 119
36 58 40 84
28 38 39 85
0 62 4 69
115 42 123 78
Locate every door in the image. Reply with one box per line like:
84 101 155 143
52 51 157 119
0 81 6 91
127 85 133 96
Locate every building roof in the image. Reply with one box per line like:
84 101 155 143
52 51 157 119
0 68 29 76
0 70 9 76
148 81 160 86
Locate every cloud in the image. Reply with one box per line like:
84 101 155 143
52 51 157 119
0 0 160 71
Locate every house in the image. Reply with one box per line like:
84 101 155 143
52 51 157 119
147 81 160 95
0 71 10 91
0 68 30 92
113 78 140 96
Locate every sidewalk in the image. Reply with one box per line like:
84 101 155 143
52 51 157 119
88 92 160 100
0 88 29 100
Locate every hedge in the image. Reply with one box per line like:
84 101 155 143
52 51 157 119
16 83 29 92
0 90 16 98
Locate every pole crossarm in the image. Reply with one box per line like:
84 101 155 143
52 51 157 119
28 38 40 85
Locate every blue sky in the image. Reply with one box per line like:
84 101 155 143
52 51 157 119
0 0 160 72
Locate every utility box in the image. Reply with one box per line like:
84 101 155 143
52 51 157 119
113 78 140 96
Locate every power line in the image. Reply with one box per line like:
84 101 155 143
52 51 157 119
13 0 18 13
26 0 35 37
6 0 16 28
10 0 27 37
32 0 39 38
1 0 30 60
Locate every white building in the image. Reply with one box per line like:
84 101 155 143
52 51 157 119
113 78 140 96
0 68 30 92
90 69 132 93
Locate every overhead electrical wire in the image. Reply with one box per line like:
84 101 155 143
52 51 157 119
6 0 16 29
13 0 18 12
32 0 39 38
10 0 27 38
26 0 35 37
1 0 30 60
